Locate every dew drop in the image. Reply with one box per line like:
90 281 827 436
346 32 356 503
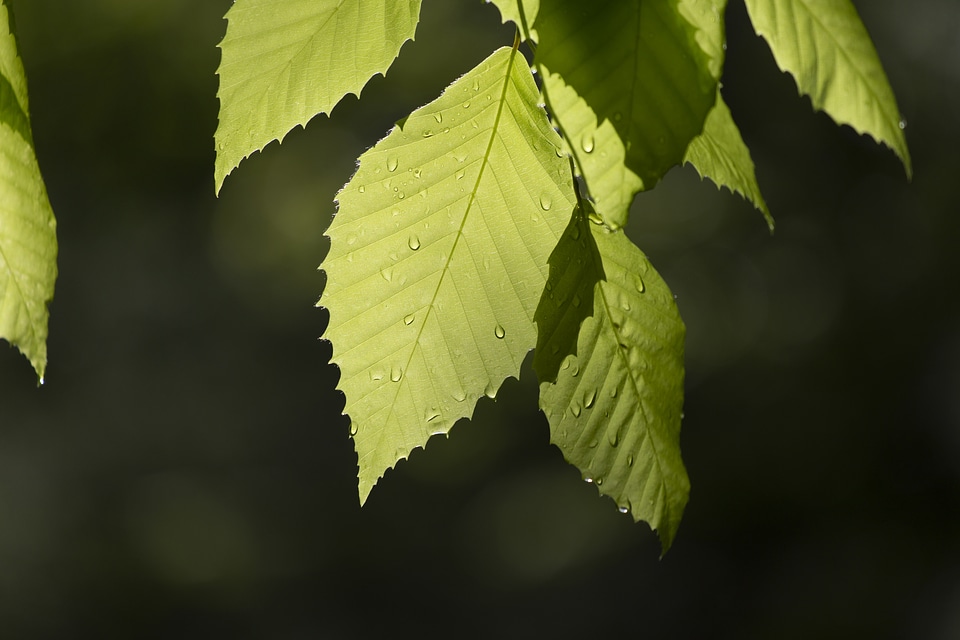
627 454 634 467
581 134 595 153
555 147 564 158
618 505 629 514
408 235 421 251
608 429 619 447
422 130 433 138
595 476 604 486
413 168 422 179
456 169 466 180
899 118 907 130
584 476 594 484
380 267 393 282
425 408 440 422
358 185 365 193
472 79 480 91
587 210 604 225
561 358 571 371
453 388 467 402
570 225 581 241
349 423 359 436
390 366 403 382
397 191 405 199
539 194 552 211
584 389 597 409
387 157 398 172
370 369 385 382
572 294 582 308
570 402 582 418
588 439 598 448
633 273 645 293
610 386 618 398
463 100 471 108
494 324 506 339
403 313 415 326
484 383 497 399
434 113 443 124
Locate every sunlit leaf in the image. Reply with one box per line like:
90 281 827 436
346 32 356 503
537 224 688 553
744 0 911 177
685 91 773 230
321 47 575 502
215 0 422 193
0 1 57 381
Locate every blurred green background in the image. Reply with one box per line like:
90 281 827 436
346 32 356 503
1 0 958 637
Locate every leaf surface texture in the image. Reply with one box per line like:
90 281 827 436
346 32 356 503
215 0 422 192
322 47 575 502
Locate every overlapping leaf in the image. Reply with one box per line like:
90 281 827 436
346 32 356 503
0 1 57 380
744 0 911 177
537 222 688 552
533 0 717 189
215 0 422 192
322 46 575 502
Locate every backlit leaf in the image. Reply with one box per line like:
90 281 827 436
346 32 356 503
0 1 57 381
322 47 575 502
538 225 688 553
215 0 422 192
685 91 773 230
744 0 911 177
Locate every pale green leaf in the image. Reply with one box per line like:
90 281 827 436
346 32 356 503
533 0 718 188
322 47 575 502
0 1 57 381
537 225 688 553
685 91 774 230
215 0 422 193
744 0 911 177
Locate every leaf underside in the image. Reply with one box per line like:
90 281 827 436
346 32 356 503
322 46 576 502
537 220 688 553
743 0 911 177
215 0 422 193
0 1 57 380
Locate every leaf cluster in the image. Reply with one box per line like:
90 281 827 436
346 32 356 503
0 0 911 554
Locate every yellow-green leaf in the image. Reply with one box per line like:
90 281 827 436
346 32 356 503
215 0 422 193
0 1 57 381
321 47 575 502
744 0 911 177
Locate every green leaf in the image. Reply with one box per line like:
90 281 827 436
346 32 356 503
534 204 604 383
533 0 718 189
685 91 774 230
321 47 575 502
0 1 57 381
743 0 912 178
536 224 688 553
540 68 642 230
215 0 422 193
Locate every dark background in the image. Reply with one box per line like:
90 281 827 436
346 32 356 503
1 1 958 637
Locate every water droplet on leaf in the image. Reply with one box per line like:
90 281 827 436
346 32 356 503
403 313 415 325
349 423 359 436
387 157 398 172
494 324 505 339
539 194 552 211
425 408 440 422
570 401 582 417
581 134 595 153
434 113 442 124
633 273 645 293
390 366 403 382
408 235 421 251
584 389 596 409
